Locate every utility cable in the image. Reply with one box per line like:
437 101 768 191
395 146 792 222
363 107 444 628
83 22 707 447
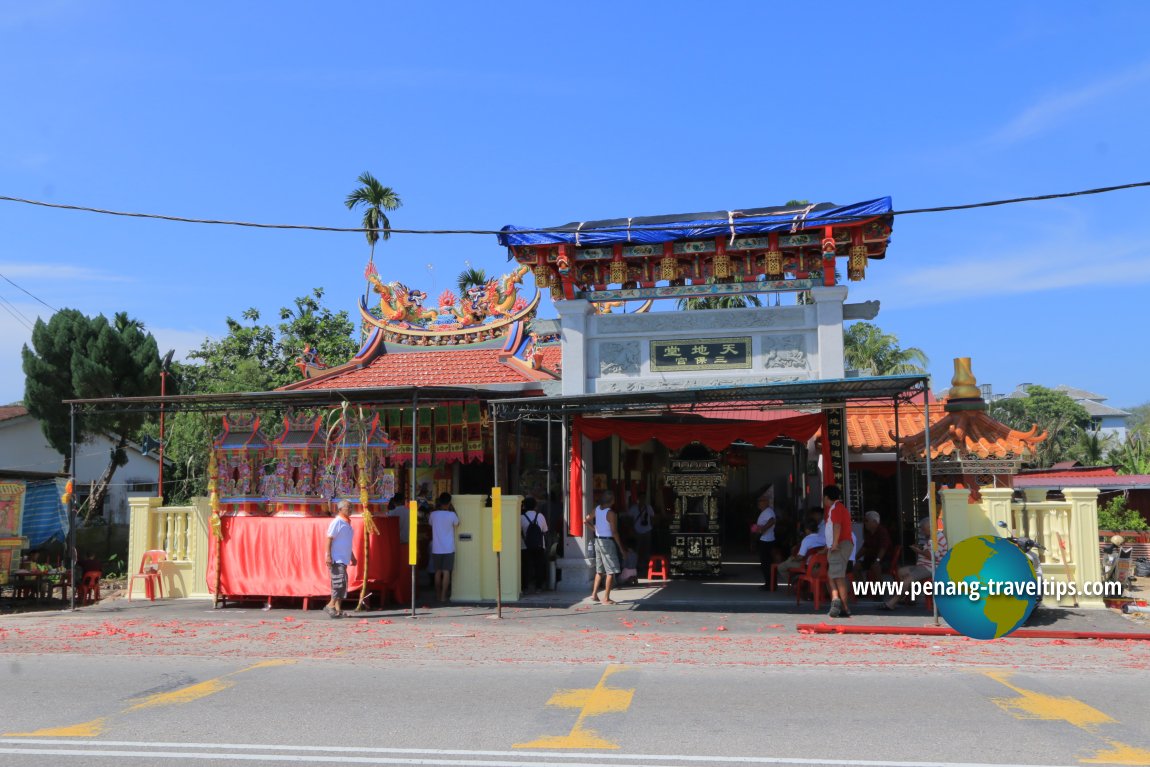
0 271 58 313
1 180 1148 237
0 294 35 332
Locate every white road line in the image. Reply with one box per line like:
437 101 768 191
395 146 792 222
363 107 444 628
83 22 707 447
0 741 1082 767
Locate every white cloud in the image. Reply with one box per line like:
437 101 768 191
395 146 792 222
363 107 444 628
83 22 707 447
0 262 130 283
984 60 1150 146
881 235 1150 309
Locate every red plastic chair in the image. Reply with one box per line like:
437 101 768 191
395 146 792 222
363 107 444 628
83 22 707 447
794 551 830 610
128 550 167 601
77 571 102 605
647 555 669 581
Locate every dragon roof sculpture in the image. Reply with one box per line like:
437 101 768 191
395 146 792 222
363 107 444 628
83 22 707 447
360 263 539 346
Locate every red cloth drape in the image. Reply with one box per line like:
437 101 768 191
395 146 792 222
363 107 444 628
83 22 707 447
207 515 405 602
573 414 823 452
569 433 584 537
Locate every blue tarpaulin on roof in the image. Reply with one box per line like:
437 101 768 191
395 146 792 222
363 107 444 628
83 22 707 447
497 197 893 248
22 479 68 548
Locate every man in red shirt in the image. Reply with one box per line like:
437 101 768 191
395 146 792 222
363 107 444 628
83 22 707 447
823 485 854 618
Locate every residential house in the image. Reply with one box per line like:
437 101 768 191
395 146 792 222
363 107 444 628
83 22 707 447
0 405 162 526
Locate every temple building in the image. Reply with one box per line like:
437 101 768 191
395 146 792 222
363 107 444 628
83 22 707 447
112 194 1093 606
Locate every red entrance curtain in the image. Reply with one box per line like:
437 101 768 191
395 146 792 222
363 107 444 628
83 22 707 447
573 413 823 452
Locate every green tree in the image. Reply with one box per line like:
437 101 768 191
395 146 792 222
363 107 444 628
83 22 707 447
1071 430 1114 466
843 322 928 376
1127 401 1150 439
1109 434 1150 475
457 267 488 295
186 288 357 393
344 171 402 262
989 385 1091 468
1097 495 1149 532
676 278 763 310
22 309 161 516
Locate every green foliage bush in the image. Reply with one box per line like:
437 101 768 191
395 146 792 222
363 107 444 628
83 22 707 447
1097 496 1149 532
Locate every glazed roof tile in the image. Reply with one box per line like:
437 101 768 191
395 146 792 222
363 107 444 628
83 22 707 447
284 348 553 391
0 405 28 422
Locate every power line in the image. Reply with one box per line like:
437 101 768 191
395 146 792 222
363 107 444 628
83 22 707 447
0 294 34 332
0 271 58 313
1 180 1148 237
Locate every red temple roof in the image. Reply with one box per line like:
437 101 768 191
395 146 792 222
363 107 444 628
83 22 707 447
281 348 557 391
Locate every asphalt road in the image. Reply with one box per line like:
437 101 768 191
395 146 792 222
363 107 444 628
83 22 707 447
3 602 1150 767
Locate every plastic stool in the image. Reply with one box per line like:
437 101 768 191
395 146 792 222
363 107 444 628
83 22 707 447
647 555 669 581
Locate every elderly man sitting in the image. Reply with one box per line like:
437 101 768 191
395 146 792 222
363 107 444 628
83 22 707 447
880 517 947 611
855 511 893 582
774 520 826 586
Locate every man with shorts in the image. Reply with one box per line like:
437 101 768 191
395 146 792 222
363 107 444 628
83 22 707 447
325 500 357 618
429 492 459 603
823 485 854 618
585 491 626 605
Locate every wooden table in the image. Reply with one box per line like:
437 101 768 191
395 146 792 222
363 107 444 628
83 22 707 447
11 569 66 600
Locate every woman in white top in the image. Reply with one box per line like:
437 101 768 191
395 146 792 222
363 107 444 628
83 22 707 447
753 485 777 590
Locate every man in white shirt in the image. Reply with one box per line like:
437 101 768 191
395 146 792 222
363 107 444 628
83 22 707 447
324 500 357 619
774 520 826 585
429 492 460 603
753 486 777 590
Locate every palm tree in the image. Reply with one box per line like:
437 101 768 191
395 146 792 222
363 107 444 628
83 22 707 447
843 322 928 376
676 278 763 310
1110 435 1150 475
344 171 402 263
457 267 488 295
1072 430 1114 466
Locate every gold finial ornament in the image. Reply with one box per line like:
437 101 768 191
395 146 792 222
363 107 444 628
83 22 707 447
949 357 981 400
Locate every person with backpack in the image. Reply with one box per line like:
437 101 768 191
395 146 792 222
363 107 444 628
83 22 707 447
520 496 550 593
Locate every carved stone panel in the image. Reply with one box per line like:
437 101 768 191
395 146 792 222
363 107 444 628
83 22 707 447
597 341 640 376
762 334 808 370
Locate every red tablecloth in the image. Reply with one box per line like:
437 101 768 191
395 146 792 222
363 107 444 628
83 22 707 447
207 515 406 603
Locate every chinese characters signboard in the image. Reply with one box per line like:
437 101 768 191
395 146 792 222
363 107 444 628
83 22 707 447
650 337 751 373
823 409 847 488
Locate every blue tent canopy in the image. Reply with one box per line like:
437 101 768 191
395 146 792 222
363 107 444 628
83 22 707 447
497 197 892 249
22 479 68 549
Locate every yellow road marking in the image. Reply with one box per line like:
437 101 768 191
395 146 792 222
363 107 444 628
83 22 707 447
983 671 1115 730
982 672 1149 765
126 679 235 712
4 718 107 737
3 660 296 738
514 665 634 750
1082 742 1150 766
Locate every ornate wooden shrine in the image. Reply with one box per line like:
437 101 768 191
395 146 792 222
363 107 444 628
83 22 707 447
499 198 894 304
665 446 725 577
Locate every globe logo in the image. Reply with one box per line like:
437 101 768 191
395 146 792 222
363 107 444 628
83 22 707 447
934 535 1039 639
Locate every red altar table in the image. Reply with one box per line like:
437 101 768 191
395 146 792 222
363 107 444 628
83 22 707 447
207 515 406 607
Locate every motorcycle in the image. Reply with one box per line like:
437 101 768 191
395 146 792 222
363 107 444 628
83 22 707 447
997 521 1045 604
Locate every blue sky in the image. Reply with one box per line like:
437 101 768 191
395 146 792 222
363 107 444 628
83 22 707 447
1 2 1148 408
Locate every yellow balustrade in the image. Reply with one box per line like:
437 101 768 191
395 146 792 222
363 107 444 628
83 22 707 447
939 486 1103 608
